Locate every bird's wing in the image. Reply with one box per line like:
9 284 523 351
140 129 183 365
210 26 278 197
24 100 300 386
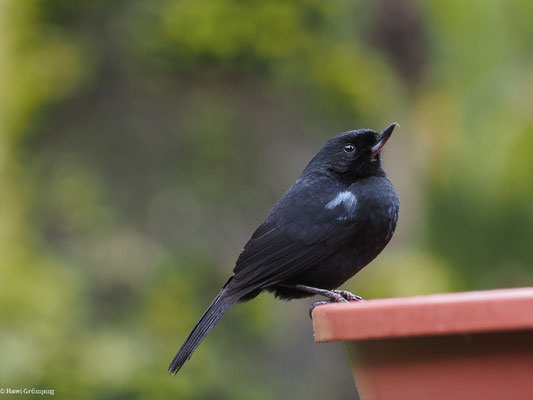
226 187 359 299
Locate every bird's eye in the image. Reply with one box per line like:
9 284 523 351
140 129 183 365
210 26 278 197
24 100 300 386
343 143 355 153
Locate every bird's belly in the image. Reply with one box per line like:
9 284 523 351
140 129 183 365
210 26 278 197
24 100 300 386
293 214 397 290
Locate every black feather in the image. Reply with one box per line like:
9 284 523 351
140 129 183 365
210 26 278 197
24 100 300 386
168 292 237 374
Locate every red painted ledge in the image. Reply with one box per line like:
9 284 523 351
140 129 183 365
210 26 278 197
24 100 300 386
312 287 533 400
312 287 533 342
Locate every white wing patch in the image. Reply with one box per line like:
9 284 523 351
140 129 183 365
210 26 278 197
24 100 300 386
325 191 358 212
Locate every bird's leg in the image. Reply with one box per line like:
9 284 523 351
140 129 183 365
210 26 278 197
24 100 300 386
286 284 364 302
283 284 348 302
280 284 364 318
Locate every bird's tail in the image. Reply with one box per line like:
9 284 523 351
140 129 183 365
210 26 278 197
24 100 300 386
168 291 236 374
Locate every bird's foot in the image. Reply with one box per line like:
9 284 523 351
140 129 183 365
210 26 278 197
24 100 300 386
307 290 364 319
278 284 364 318
287 283 364 303
332 290 364 302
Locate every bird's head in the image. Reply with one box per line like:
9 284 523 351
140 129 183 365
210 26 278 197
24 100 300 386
304 123 398 181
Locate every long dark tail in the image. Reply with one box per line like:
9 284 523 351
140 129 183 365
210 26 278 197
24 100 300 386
168 291 237 374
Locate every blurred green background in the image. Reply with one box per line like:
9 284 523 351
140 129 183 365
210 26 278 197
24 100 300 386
1 0 532 398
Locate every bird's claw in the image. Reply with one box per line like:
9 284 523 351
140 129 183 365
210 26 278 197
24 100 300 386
309 300 334 318
333 290 364 302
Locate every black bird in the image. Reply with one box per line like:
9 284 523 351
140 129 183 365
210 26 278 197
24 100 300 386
169 123 400 374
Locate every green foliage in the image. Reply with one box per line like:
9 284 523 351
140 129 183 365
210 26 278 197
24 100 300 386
1 0 532 398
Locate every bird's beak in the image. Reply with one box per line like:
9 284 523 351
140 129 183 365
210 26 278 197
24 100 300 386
371 122 399 159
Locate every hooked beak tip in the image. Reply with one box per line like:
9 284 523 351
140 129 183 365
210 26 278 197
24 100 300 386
371 122 399 158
